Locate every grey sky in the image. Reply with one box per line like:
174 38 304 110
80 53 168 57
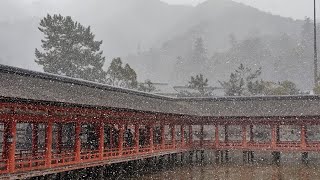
161 0 315 20
14 0 316 20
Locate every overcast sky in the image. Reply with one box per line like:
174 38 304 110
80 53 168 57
162 0 315 20
4 0 317 21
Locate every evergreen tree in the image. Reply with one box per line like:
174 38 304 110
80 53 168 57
138 80 156 93
220 64 262 96
301 17 313 48
35 14 106 83
106 57 123 86
106 57 138 89
193 37 207 64
263 81 299 95
188 74 209 96
122 64 138 89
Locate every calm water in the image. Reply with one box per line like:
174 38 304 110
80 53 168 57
125 151 320 180
129 164 320 180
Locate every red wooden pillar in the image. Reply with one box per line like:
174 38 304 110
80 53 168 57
57 124 62 153
271 124 277 149
118 124 124 155
98 122 104 160
242 125 247 148
32 123 38 156
215 125 219 148
45 121 53 167
171 125 175 148
181 125 185 147
200 125 204 147
160 125 165 149
135 124 140 152
149 124 154 152
189 125 193 146
6 120 17 173
301 125 307 149
75 122 81 162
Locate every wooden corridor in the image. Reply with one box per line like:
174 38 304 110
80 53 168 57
1 64 320 179
0 100 320 179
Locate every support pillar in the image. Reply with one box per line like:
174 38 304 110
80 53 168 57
301 125 308 164
224 125 229 162
301 125 307 149
6 120 17 173
215 150 220 164
75 122 81 162
135 124 140 152
32 124 38 156
189 150 194 163
98 122 104 160
45 121 53 167
271 124 277 149
119 124 124 155
271 124 280 165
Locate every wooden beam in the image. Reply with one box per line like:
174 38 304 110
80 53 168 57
7 119 17 173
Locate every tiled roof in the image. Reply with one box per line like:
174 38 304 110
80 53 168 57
1 64 320 118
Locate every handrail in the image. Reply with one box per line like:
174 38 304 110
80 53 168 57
5 139 320 175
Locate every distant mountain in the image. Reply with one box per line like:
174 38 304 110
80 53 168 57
124 0 304 86
0 0 311 89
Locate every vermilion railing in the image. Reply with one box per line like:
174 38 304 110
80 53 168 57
2 139 320 175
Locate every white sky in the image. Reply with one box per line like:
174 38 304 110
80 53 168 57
161 0 316 20
10 0 319 20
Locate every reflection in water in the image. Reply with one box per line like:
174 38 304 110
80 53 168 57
125 151 320 180
128 164 317 180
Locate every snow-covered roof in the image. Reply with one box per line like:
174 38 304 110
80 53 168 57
1 64 320 118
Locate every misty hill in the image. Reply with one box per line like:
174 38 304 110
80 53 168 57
0 0 311 90
125 0 305 88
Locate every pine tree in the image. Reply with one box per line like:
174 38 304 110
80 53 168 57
106 58 124 86
106 57 138 89
193 37 207 64
122 64 138 89
220 64 262 96
35 14 106 83
138 80 156 93
188 74 209 96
